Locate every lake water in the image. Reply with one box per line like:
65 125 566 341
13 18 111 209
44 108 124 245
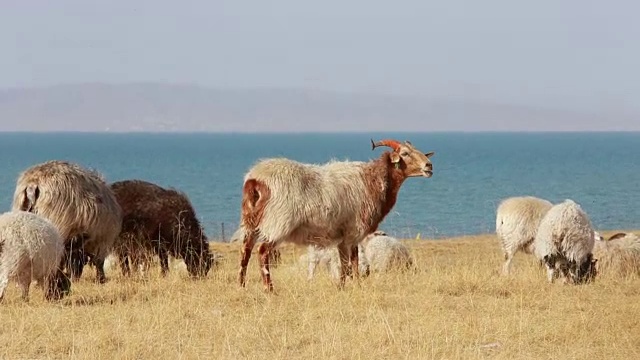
0 132 638 240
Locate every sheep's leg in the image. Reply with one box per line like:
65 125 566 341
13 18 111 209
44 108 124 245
17 271 31 302
336 243 351 289
349 244 361 280
238 231 256 287
0 269 8 302
119 250 131 277
543 255 558 283
258 241 275 292
68 250 86 281
158 248 170 276
307 245 319 280
502 251 514 276
93 257 107 284
307 258 318 281
268 249 280 268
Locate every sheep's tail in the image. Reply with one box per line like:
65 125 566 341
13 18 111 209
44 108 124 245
229 226 246 243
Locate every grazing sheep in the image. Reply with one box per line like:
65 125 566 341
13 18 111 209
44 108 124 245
360 230 414 273
593 232 640 277
235 138 435 291
109 179 214 277
495 196 553 275
306 243 368 281
533 199 598 284
12 160 123 283
0 211 71 302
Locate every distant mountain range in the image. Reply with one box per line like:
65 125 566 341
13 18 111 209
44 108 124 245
0 83 636 132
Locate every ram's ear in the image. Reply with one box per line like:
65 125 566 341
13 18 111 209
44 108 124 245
424 151 435 158
390 152 401 164
25 184 39 212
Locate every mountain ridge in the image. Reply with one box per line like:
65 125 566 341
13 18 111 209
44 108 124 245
0 83 636 132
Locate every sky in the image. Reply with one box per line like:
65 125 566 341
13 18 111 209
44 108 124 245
1 0 639 117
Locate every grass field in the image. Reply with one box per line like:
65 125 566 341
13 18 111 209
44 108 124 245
1 230 639 359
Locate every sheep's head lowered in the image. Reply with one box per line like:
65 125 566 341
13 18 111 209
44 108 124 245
371 139 435 178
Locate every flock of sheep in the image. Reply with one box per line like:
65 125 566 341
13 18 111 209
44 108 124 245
496 195 640 284
0 137 637 302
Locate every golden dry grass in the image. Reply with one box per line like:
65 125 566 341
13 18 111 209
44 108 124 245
2 230 640 359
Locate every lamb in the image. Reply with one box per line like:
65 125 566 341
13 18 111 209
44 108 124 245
360 230 414 273
0 211 71 302
235 138 435 291
109 179 215 277
533 199 598 284
12 160 123 283
593 232 640 277
495 196 553 275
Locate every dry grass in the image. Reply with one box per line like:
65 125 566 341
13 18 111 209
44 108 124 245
2 230 640 359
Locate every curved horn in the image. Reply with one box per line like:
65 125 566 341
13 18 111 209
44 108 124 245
371 138 401 151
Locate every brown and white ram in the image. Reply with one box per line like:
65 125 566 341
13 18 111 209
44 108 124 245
235 138 435 291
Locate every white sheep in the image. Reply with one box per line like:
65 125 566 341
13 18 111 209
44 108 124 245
235 138 435 291
593 232 640 277
306 243 368 281
495 196 553 275
533 199 597 284
360 230 414 273
0 211 71 302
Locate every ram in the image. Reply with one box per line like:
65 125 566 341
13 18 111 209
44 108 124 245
235 138 435 291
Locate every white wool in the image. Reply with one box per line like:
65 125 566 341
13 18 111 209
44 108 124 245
533 199 596 284
306 243 368 280
594 232 640 254
361 234 414 273
0 211 66 301
247 158 372 248
495 196 553 275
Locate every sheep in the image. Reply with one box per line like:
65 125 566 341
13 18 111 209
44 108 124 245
0 211 71 302
593 232 640 277
306 243 368 281
235 138 435 291
533 199 598 284
495 196 553 275
11 160 123 283
109 179 215 277
360 230 414 273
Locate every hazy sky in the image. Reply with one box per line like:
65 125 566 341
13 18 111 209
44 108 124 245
2 0 639 114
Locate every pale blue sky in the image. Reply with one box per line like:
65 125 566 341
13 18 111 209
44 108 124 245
2 0 638 115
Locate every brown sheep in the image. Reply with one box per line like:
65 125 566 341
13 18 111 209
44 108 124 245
11 160 123 283
109 179 215 277
235 138 435 291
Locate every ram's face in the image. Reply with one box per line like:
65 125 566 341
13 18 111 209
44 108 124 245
391 141 435 178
